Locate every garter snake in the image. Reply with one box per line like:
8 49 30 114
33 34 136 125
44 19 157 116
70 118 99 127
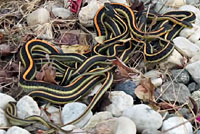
5 2 196 133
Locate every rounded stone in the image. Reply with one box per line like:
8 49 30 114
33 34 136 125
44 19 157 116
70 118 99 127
188 82 198 92
142 129 162 134
161 117 193 134
0 108 8 127
186 61 200 85
105 91 133 117
122 104 163 132
6 126 31 134
17 96 41 119
61 102 93 128
0 130 6 134
171 69 190 84
0 93 16 110
27 8 50 26
114 80 137 98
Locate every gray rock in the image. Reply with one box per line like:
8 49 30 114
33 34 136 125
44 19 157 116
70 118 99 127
61 102 93 128
161 117 193 134
155 82 191 104
0 93 16 109
188 82 198 92
17 96 41 119
0 130 6 134
186 61 200 85
142 129 162 134
6 126 31 134
95 117 136 134
171 69 190 84
177 107 193 120
0 108 8 127
197 130 200 134
105 91 133 117
114 80 137 98
191 91 200 109
122 104 162 132
186 0 200 4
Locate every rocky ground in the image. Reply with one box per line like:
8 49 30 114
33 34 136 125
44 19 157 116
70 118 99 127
0 0 200 134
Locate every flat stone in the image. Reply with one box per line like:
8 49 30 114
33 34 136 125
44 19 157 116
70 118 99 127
161 117 193 134
155 82 191 104
95 117 136 134
105 91 133 117
122 104 162 132
84 111 113 129
0 108 8 127
0 93 15 110
61 102 93 128
186 61 200 85
173 37 200 58
17 96 40 119
6 126 31 134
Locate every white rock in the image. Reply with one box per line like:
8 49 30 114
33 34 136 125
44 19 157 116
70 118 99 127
173 37 200 58
61 102 93 128
166 0 186 8
122 104 162 132
105 91 133 117
52 8 71 19
17 96 40 119
27 8 50 26
84 111 113 129
161 117 193 134
6 126 31 134
0 130 6 134
109 0 128 5
78 0 109 27
159 49 183 69
189 53 200 63
179 5 200 22
95 117 136 134
185 61 200 85
186 0 199 4
180 24 200 43
0 108 8 127
0 93 15 109
151 78 163 87
41 105 61 124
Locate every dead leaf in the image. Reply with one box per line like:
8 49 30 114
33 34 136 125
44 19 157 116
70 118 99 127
158 102 180 111
0 33 3 43
112 57 140 78
57 32 79 45
135 78 155 102
36 64 57 85
61 44 90 54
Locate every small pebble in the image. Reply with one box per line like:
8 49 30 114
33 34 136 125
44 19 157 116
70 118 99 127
61 102 93 128
17 96 41 119
0 130 6 134
27 8 50 26
188 82 198 92
0 108 8 127
161 117 193 134
186 61 200 85
0 93 16 110
95 117 136 134
114 80 137 98
155 82 191 104
6 126 31 134
105 91 133 117
84 111 113 129
52 7 71 19
122 104 163 132
142 129 162 134
173 37 200 58
171 69 190 84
